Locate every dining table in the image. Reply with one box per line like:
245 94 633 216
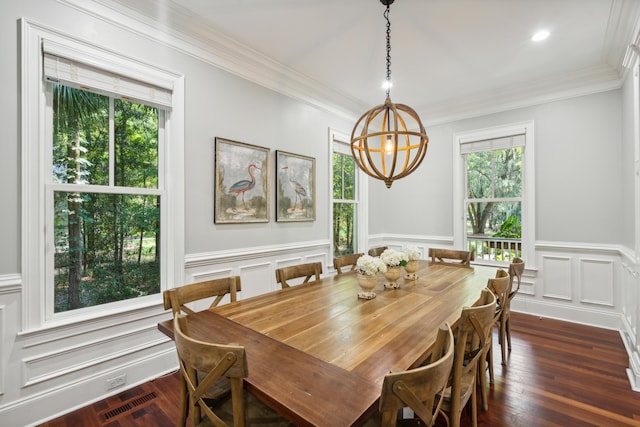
157 260 497 426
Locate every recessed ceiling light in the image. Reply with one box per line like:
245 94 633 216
532 30 550 42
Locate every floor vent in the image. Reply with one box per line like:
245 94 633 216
103 392 157 420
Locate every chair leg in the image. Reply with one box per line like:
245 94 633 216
488 337 495 385
479 350 489 411
506 315 512 351
500 318 508 366
178 371 188 427
470 381 478 427
230 378 245 427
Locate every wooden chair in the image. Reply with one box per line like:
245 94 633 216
173 314 290 427
333 253 364 274
163 276 241 316
163 277 241 426
275 262 322 289
368 246 388 257
438 289 496 427
506 257 525 352
481 269 510 411
377 324 455 427
428 248 474 266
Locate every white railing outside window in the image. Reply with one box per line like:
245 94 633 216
467 235 521 263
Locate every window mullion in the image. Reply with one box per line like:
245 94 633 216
109 97 115 187
491 151 496 198
341 159 345 200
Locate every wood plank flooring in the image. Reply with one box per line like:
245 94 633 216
39 312 640 426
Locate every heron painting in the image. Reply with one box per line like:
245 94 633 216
214 138 270 223
276 150 316 222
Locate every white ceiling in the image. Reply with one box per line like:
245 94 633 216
101 0 640 124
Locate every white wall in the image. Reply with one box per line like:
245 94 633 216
1 0 640 425
370 90 624 245
371 90 628 326
0 1 352 425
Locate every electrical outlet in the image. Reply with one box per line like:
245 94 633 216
106 373 127 390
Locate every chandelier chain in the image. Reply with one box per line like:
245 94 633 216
384 4 391 98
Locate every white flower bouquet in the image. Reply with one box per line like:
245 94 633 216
379 249 408 267
403 246 421 261
356 254 387 275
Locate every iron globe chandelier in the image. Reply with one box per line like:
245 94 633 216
350 0 429 188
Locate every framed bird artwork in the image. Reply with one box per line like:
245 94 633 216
214 137 271 223
276 150 316 222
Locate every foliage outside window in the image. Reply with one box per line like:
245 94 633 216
465 146 522 261
333 152 357 257
52 84 161 313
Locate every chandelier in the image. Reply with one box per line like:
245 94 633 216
350 0 429 188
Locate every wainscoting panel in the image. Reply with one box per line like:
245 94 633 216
273 256 305 269
186 267 236 309
306 253 328 273
191 267 233 283
22 325 168 387
620 260 640 391
516 277 535 296
579 258 614 306
0 304 4 397
621 261 638 343
239 262 273 298
541 256 572 301
185 240 332 298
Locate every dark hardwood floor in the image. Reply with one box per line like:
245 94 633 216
39 312 640 427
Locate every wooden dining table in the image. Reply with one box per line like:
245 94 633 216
157 260 497 426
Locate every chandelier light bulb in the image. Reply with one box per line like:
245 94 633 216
384 135 395 155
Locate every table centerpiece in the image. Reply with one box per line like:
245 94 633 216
355 254 386 299
403 246 421 280
379 249 408 289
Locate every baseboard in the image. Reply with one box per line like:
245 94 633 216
511 297 622 330
0 347 177 427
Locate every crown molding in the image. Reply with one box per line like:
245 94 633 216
604 0 640 73
59 0 634 126
420 63 623 126
57 0 364 122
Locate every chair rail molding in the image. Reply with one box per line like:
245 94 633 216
0 274 21 295
184 239 330 268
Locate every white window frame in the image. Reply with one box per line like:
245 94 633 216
329 129 368 264
20 19 185 331
453 121 535 266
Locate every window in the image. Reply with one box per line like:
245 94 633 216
454 122 534 264
330 130 367 259
22 20 184 328
50 86 162 313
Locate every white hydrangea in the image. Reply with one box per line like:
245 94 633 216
379 249 408 267
403 246 421 261
356 254 387 275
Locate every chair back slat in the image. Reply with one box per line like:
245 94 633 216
173 314 248 426
368 246 388 257
275 262 322 289
508 257 525 298
379 324 455 427
428 248 474 266
163 277 241 316
333 253 364 274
